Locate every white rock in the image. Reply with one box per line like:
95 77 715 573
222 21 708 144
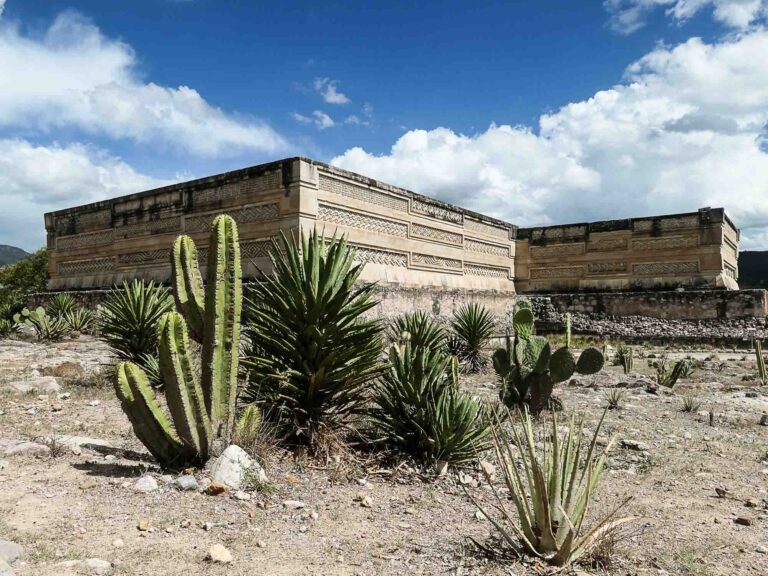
9 377 60 395
133 475 158 493
206 544 232 564
0 540 23 564
42 436 111 454
210 445 266 490
0 439 50 457
57 559 112 575
0 558 13 576
174 475 199 491
283 500 306 509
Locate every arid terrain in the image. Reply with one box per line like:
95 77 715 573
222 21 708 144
1 336 767 576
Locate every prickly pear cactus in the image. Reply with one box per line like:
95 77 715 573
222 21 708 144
493 302 604 414
113 214 243 468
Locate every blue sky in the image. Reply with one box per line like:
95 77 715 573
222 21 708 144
1 0 768 251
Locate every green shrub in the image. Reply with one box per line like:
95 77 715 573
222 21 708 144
388 311 446 351
373 339 489 468
469 408 634 567
450 302 495 372
242 229 385 451
100 280 173 361
63 307 95 334
0 249 49 312
47 293 77 319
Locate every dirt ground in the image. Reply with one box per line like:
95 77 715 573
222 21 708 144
1 336 767 576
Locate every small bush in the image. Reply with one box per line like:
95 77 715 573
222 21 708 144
0 249 49 311
605 388 625 410
242 230 385 451
680 395 702 413
469 408 634 567
450 302 495 373
372 340 489 468
388 311 446 351
100 280 173 361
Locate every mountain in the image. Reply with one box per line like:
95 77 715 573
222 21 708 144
739 251 768 289
0 245 29 267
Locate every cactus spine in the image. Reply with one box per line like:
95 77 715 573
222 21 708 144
113 214 242 468
756 340 766 385
493 301 604 414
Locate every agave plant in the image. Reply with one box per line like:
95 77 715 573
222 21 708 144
651 355 688 388
450 302 495 372
388 311 446 351
47 293 77 318
614 343 634 374
242 229 385 450
0 317 21 339
469 408 634 567
373 338 489 468
100 280 173 362
63 307 95 334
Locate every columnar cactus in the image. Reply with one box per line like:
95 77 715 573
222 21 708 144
113 215 242 468
493 301 604 414
756 340 766 385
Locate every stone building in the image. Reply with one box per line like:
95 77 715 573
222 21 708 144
44 157 739 296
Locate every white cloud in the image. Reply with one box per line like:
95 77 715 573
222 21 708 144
0 139 172 250
313 77 350 104
605 0 768 33
333 30 768 249
0 11 286 157
292 110 335 130
0 1 5 17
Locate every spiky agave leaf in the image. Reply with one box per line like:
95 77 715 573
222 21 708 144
372 341 489 467
47 293 77 318
388 311 446 352
450 302 495 373
100 280 173 362
242 228 385 449
469 407 634 567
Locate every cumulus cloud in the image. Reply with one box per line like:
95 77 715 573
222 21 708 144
292 110 336 130
0 139 172 250
313 77 350 104
0 11 286 157
333 30 768 249
605 0 768 33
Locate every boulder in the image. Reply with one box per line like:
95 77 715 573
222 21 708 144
9 377 61 395
43 361 85 380
0 439 50 457
210 445 266 490
0 540 22 565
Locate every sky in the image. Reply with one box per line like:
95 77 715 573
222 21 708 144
1 0 768 251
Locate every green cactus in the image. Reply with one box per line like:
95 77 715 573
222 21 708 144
113 214 243 468
614 343 634 374
652 355 687 388
564 312 571 348
493 305 604 414
756 340 766 385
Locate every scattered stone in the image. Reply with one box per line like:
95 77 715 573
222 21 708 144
57 558 112 575
745 499 760 508
756 545 768 554
0 540 23 564
283 500 306 510
232 490 251 501
715 487 729 498
458 472 474 485
158 474 174 485
10 377 60 395
206 544 232 564
310 511 319 520
112 539 124 548
0 439 50 457
210 444 266 489
137 518 151 531
133 475 158 493
44 361 85 380
0 460 6 471
0 558 12 576
621 439 650 452
478 460 496 477
180 519 191 528
256 540 266 548
434 460 449 476
204 482 230 496
50 402 64 412
174 475 199 491
87 400 101 407
734 516 754 526
759 414 768 426
474 510 486 521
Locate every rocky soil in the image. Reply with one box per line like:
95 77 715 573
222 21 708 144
0 336 767 575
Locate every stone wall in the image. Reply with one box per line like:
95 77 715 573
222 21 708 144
45 156 738 295
532 289 767 320
515 208 739 292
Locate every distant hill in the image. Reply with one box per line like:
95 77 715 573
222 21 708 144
739 251 768 289
0 245 29 267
